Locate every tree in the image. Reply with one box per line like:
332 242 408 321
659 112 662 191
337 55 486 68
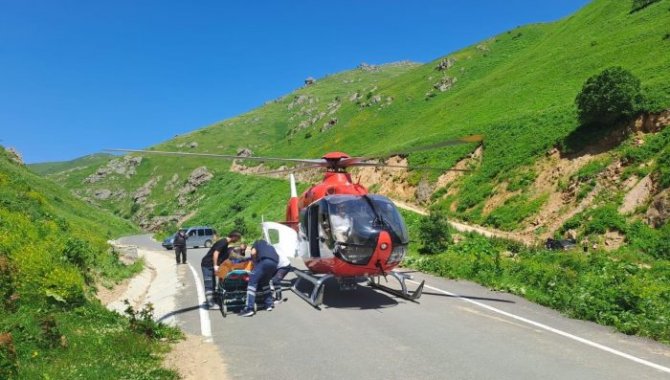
575 66 643 126
418 208 452 254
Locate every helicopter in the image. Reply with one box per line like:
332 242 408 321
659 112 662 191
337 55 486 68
109 134 482 308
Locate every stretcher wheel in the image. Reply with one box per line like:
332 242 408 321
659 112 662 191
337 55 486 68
221 303 227 318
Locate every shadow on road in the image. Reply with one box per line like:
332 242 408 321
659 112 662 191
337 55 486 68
318 281 399 310
157 305 203 322
422 291 515 304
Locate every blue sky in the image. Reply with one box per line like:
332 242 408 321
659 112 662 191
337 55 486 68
0 0 590 164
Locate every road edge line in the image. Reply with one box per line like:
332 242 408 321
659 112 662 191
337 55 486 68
409 280 670 375
186 263 213 342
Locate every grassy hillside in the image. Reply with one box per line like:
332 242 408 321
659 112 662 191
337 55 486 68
0 148 181 379
28 153 114 177
39 0 670 240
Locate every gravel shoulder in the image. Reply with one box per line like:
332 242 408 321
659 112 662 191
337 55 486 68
100 240 229 379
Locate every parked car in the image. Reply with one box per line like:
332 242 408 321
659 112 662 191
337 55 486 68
162 226 217 250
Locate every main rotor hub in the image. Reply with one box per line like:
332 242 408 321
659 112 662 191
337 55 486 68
322 152 351 171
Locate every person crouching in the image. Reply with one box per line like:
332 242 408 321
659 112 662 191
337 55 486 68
200 231 242 310
239 239 279 317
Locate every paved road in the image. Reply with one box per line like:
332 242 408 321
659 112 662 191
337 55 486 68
120 235 670 380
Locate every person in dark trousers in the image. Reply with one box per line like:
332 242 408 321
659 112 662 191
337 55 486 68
271 253 292 302
173 230 188 264
200 231 242 310
239 239 279 317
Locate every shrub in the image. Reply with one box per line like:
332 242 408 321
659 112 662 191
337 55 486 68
0 256 17 311
123 301 181 340
583 205 628 235
0 333 18 380
43 267 86 306
485 195 547 231
61 237 93 272
575 67 643 126
418 208 452 254
657 147 670 188
631 0 660 12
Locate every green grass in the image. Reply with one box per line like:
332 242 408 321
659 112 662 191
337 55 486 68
0 148 179 379
404 232 670 343
28 153 114 176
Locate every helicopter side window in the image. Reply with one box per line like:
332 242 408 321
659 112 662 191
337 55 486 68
307 204 320 258
318 208 334 256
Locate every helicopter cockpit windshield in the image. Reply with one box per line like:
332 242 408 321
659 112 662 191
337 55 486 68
322 194 409 248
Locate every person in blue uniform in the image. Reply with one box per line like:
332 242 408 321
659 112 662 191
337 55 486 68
200 231 242 309
239 239 279 317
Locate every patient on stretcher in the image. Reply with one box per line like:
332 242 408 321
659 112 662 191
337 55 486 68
216 245 253 279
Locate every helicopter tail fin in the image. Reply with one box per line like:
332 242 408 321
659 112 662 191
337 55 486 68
290 174 297 198
285 174 299 229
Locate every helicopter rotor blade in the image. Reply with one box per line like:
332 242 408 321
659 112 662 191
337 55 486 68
252 164 324 176
350 134 484 163
384 135 483 157
348 162 472 172
105 148 326 166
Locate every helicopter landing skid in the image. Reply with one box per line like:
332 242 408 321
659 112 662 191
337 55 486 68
291 270 334 309
368 271 425 303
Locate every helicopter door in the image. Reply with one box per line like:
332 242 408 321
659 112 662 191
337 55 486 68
261 222 298 259
307 204 320 258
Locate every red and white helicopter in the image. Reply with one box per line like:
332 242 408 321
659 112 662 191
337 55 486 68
111 135 482 308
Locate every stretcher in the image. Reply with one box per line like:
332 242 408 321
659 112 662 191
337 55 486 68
214 260 275 317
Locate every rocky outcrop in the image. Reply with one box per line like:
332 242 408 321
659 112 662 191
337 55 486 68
358 62 379 72
164 174 179 192
189 167 213 186
84 156 142 183
177 167 213 206
5 147 23 165
619 175 654 214
139 215 181 232
435 57 455 71
646 188 670 228
236 148 254 157
133 176 161 205
93 189 113 200
433 76 457 92
416 179 434 204
321 118 338 132
287 95 315 110
632 110 670 133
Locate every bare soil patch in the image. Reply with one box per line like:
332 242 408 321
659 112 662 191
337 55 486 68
353 156 416 200
163 334 229 380
95 278 131 306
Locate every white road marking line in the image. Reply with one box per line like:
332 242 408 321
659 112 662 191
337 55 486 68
187 263 213 342
408 280 670 375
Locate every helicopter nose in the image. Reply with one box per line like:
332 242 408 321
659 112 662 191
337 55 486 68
375 231 393 264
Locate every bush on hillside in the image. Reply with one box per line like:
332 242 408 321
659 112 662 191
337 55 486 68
575 67 643 126
418 208 452 254
657 147 670 188
631 0 660 12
